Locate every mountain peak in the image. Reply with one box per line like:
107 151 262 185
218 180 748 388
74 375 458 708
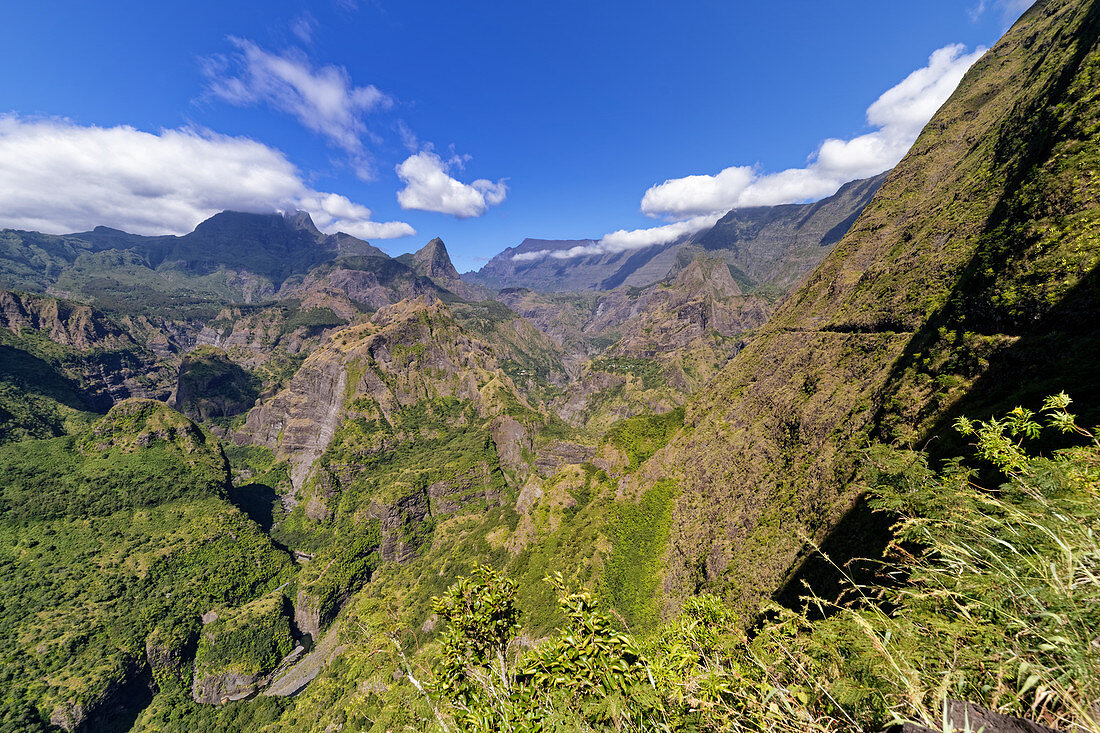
282 209 321 236
412 237 459 280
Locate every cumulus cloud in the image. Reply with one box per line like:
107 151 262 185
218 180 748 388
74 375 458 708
640 44 985 221
395 151 507 218
511 43 986 263
0 116 414 240
203 37 390 177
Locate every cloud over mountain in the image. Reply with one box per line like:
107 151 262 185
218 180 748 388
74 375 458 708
640 44 986 221
396 151 507 218
0 116 414 239
511 43 987 263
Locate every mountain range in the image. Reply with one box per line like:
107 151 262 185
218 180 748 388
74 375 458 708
0 1 1098 731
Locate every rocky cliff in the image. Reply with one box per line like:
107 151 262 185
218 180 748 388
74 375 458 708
651 0 1100 614
465 173 885 294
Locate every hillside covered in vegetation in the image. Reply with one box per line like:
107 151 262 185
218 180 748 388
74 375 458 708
0 1 1097 732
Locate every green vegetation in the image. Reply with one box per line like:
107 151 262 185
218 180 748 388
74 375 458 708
280 306 347 336
0 400 228 519
277 396 507 553
0 402 293 729
589 355 666 391
606 406 684 469
602 479 675 631
194 593 294 680
296 528 382 630
175 346 261 421
380 396 1100 733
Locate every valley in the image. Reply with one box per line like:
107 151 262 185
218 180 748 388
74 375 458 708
0 1 1098 732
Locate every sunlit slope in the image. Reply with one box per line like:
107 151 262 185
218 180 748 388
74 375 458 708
654 0 1100 612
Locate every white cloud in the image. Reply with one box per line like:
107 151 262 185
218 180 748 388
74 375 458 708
395 151 507 218
511 214 721 262
640 44 985 221
0 116 414 240
517 43 987 263
203 37 390 177
290 12 317 45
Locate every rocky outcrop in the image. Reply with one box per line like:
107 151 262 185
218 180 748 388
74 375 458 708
427 461 502 514
408 237 485 301
535 441 597 477
243 296 536 503
245 352 347 493
173 346 258 420
191 671 262 705
896 700 1059 733
293 590 323 639
0 289 179 408
370 490 432 563
0 289 129 349
491 415 532 476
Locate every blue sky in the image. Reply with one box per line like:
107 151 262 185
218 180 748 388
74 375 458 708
0 0 1033 271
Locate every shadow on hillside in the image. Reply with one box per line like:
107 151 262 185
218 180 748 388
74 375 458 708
775 263 1100 616
228 482 282 533
0 344 91 412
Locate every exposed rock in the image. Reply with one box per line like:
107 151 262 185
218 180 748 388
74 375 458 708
535 441 597 477
515 476 544 514
191 671 263 705
173 346 258 420
894 700 1060 733
491 414 532 476
407 237 486 301
657 0 1100 615
294 589 322 639
427 461 500 515
370 490 431 563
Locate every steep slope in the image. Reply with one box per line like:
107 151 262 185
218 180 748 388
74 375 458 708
465 174 885 294
400 237 487 301
0 211 386 315
0 400 293 730
0 290 181 442
651 0 1100 614
550 255 771 430
694 173 886 291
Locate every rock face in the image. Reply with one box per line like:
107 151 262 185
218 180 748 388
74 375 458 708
695 173 887 290
244 351 347 493
0 289 178 409
173 346 258 420
370 491 432 563
243 295 533 508
897 700 1060 733
654 0 1100 614
280 255 448 311
464 173 884 293
407 237 485 301
192 671 262 705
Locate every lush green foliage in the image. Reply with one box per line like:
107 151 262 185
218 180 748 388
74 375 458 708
402 396 1100 733
0 406 228 519
194 593 295 679
0 402 294 727
296 528 382 630
606 407 684 470
280 307 347 336
588 356 666 391
602 479 675 631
